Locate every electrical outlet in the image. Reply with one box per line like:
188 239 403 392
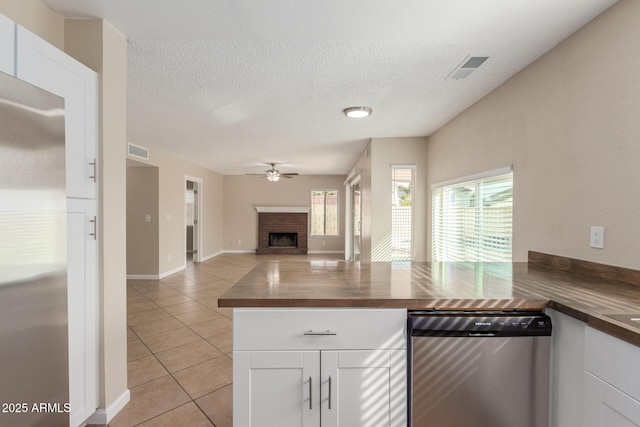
590 226 604 249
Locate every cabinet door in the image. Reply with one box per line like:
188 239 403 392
15 25 98 199
234 351 320 427
67 198 98 426
584 372 640 427
321 350 406 427
547 309 586 427
0 14 15 75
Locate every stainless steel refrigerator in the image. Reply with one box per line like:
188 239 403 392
0 71 69 426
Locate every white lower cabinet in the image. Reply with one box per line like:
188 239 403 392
0 14 15 75
584 372 640 427
583 326 640 427
233 309 407 427
322 349 406 427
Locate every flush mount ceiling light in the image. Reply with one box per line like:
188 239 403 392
343 106 372 119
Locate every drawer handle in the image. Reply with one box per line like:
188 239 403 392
303 330 337 336
309 376 312 410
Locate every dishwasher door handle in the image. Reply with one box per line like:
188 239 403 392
467 332 497 337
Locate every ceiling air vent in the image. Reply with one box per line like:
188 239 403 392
128 143 149 160
446 56 489 80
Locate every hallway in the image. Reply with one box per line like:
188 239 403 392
108 253 341 426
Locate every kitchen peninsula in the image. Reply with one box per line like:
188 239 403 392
220 253 640 427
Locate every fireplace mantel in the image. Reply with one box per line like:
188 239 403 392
255 206 309 213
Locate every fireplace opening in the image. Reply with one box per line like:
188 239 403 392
269 232 298 248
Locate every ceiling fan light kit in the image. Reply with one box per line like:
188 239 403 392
247 163 299 182
343 106 372 119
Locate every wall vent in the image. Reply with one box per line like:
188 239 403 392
128 143 149 160
446 56 489 80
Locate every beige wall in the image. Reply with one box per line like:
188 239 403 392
370 137 429 261
425 0 640 268
126 163 159 275
223 175 346 253
64 18 129 413
126 145 224 274
0 0 64 49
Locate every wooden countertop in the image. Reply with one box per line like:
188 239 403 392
218 260 640 347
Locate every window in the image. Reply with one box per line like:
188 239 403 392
432 168 513 262
392 166 415 261
311 190 338 236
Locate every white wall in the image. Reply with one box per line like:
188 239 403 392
425 0 640 268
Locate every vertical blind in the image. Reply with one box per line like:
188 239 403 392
432 170 513 262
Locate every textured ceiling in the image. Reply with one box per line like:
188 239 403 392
43 0 617 175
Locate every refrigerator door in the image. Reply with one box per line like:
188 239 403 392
0 71 69 426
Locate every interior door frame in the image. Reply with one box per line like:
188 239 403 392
344 172 361 261
185 175 203 263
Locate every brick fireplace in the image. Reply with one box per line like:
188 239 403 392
255 207 309 255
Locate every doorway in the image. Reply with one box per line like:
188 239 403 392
185 176 202 263
351 182 361 262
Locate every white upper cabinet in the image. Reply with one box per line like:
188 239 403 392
0 14 15 76
15 25 98 199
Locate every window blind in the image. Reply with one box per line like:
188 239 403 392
432 170 513 262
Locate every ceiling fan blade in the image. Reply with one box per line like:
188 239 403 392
281 173 299 176
246 173 267 176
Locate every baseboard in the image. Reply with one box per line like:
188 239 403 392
86 388 130 425
307 250 345 254
126 274 160 280
159 264 186 279
223 249 256 254
200 250 224 262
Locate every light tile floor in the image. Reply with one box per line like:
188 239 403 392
98 253 342 427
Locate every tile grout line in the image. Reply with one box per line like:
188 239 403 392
123 268 233 427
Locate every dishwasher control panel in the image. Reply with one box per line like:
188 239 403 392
408 311 552 337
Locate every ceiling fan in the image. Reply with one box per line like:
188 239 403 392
247 163 299 182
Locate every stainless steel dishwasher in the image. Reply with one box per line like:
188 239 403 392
408 311 552 427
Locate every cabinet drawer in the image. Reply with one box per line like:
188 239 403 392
233 308 407 351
